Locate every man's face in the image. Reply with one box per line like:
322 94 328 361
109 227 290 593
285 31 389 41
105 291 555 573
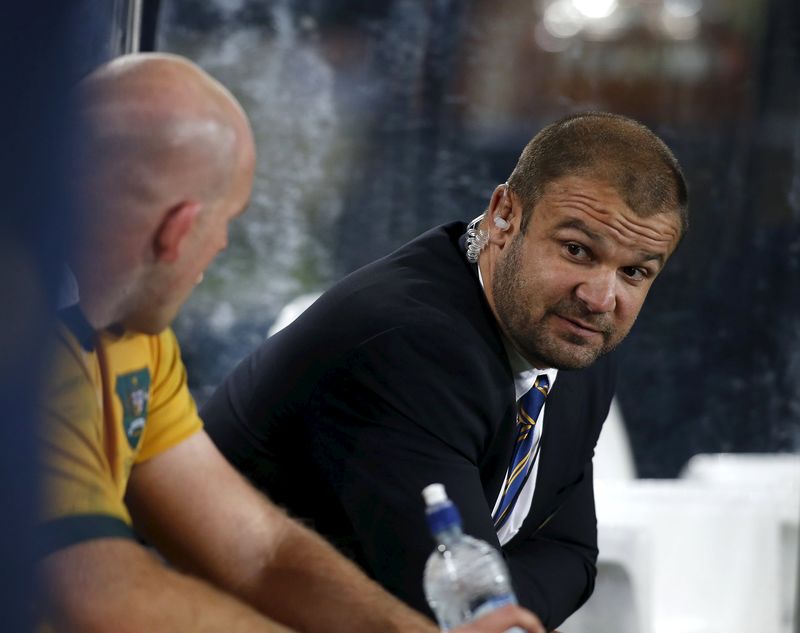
489 175 681 370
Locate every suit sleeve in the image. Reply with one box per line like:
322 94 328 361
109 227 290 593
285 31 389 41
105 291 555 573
302 322 601 629
505 461 599 628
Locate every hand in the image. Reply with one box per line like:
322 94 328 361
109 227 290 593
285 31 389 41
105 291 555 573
450 604 545 633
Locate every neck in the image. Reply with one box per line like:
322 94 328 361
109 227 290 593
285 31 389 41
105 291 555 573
72 258 134 331
77 297 116 331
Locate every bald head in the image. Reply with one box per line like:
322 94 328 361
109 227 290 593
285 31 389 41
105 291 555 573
78 53 255 231
74 53 256 332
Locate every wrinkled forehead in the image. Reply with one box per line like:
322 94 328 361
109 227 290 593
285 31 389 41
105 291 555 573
541 173 682 221
536 176 683 254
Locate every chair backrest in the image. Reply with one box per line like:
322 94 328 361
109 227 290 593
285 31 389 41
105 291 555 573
593 396 636 480
563 524 654 633
681 452 800 631
594 479 784 633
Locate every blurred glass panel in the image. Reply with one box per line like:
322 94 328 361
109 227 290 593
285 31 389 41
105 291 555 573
157 0 800 480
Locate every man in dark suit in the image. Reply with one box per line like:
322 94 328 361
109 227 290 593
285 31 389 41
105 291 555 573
202 112 688 630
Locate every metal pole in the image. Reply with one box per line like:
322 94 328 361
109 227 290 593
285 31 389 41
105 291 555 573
124 0 142 54
110 0 142 57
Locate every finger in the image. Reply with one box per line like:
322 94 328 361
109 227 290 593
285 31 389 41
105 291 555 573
454 604 546 633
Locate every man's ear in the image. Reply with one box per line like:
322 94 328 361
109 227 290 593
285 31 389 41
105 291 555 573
487 183 515 246
153 201 202 263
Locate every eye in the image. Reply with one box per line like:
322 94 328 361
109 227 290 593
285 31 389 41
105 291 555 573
621 266 648 281
564 242 591 260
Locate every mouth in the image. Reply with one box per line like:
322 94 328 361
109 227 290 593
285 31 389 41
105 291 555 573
553 314 605 338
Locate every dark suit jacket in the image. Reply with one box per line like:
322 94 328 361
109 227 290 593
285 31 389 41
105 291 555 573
202 222 616 629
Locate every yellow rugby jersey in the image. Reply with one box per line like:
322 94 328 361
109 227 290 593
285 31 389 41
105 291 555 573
38 306 203 552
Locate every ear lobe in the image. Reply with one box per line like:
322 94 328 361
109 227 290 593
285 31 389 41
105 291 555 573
154 201 202 263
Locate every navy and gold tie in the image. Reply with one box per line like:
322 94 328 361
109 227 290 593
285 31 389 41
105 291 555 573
492 375 550 530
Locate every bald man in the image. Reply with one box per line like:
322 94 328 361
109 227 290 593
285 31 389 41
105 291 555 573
37 54 544 633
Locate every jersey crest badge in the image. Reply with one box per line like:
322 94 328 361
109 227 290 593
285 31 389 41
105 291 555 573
115 369 151 449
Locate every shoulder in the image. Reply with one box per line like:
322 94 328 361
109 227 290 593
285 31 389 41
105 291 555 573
319 317 512 424
304 319 513 462
352 318 500 373
215 223 496 416
107 328 183 373
330 222 472 302
267 223 486 362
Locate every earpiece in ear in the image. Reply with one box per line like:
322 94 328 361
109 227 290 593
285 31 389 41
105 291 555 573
494 216 510 231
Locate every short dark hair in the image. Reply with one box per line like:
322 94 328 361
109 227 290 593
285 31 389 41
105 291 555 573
507 112 689 235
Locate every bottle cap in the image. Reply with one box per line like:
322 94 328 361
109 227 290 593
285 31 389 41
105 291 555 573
423 484 462 534
422 483 448 507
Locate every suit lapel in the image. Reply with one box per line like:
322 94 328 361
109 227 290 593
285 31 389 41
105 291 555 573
479 387 518 507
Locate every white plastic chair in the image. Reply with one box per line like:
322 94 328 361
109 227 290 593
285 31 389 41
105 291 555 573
561 399 646 633
562 522 654 633
681 453 800 633
593 396 636 481
267 291 322 337
592 479 783 633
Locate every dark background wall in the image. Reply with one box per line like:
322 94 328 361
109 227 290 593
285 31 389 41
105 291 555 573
154 0 800 478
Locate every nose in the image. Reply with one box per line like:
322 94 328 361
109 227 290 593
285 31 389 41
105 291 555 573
575 268 616 313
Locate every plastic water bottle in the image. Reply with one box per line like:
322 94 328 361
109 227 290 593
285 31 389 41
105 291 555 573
421 483 524 632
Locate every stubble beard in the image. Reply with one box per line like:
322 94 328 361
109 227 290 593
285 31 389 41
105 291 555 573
491 234 622 370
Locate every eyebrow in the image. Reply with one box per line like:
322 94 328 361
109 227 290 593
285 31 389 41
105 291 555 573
637 251 666 268
555 219 605 244
555 218 666 268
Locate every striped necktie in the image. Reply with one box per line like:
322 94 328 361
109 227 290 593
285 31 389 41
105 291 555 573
492 375 550 530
